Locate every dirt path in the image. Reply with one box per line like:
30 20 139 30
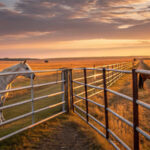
37 120 97 150
0 114 113 150
37 121 96 150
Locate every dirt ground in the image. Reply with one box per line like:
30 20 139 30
0 114 113 150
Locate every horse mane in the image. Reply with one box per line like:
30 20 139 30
1 64 20 73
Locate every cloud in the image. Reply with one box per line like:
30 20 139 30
0 0 150 44
0 2 5 7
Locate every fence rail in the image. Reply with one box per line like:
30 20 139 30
0 69 68 141
70 62 150 150
73 62 132 106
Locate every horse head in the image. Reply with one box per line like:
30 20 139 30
19 60 35 80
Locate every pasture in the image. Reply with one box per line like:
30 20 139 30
0 57 150 150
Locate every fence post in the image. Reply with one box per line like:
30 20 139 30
93 65 96 93
93 64 96 80
30 73 35 124
103 68 109 139
121 63 123 77
132 69 139 150
84 68 89 123
107 66 109 86
132 60 135 69
63 69 69 113
112 65 114 84
61 70 65 112
117 64 119 78
119 64 121 78
118 64 120 78
114 64 118 81
69 69 74 112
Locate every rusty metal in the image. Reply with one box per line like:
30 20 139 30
63 69 69 113
72 65 149 150
132 69 139 150
103 68 109 139
84 68 89 122
69 69 74 112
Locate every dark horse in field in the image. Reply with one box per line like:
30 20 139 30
137 60 150 89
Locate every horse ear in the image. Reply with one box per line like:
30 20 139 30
23 60 27 64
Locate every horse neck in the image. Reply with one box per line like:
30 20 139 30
1 64 21 85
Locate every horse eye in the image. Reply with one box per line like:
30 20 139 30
26 67 29 70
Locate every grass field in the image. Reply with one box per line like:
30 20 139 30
0 58 149 149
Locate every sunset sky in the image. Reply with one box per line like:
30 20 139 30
0 0 150 58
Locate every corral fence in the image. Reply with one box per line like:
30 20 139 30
0 61 150 150
72 62 132 99
69 62 150 150
0 69 69 141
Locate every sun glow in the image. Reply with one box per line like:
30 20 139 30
0 39 150 58
1 39 150 49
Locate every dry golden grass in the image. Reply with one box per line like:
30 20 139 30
0 58 149 150
0 57 132 71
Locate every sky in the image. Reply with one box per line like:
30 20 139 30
0 0 150 58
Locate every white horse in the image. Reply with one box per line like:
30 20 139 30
0 60 35 123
